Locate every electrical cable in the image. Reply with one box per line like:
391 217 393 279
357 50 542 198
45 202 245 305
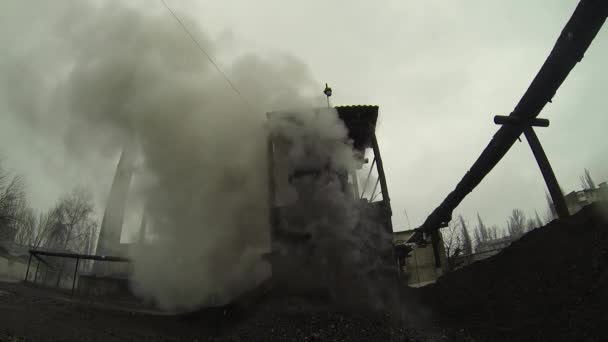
159 0 254 110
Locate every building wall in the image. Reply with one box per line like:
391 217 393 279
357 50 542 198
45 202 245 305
394 230 445 287
0 256 28 280
476 237 512 253
564 183 608 215
405 244 444 287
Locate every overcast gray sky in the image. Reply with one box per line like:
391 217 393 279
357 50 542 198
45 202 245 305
1 0 606 234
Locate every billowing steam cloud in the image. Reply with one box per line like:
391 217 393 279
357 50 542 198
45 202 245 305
1 1 325 310
267 109 397 310
1 0 398 312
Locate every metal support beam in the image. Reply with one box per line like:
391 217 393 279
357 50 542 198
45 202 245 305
494 116 550 127
24 254 32 282
360 157 376 199
34 260 40 283
30 250 129 262
370 178 380 202
31 253 53 269
494 115 568 219
56 265 63 287
71 258 80 296
369 126 391 211
523 127 569 218
409 0 607 242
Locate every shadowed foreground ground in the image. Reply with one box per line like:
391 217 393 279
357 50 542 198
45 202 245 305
421 202 608 342
0 280 441 342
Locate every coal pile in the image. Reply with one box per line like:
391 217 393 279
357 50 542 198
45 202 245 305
209 294 411 342
422 202 608 342
175 277 439 342
0 278 438 342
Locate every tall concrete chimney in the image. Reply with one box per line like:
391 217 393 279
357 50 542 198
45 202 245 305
96 144 136 258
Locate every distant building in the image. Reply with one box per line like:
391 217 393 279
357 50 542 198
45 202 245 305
444 235 514 270
0 241 29 280
562 182 608 215
393 230 447 287
476 236 513 255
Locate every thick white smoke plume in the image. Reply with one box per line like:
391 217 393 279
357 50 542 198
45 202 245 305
1 1 324 310
268 109 397 310
2 0 399 313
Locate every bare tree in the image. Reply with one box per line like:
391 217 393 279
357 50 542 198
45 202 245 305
474 213 489 247
507 209 526 237
441 220 462 271
12 200 37 246
534 211 544 228
525 218 537 233
36 187 99 286
441 220 463 271
0 163 27 242
38 187 98 253
545 192 556 222
459 215 473 256
580 168 596 190
488 225 499 240
33 211 57 248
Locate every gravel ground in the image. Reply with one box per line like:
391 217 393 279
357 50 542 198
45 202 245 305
0 281 443 341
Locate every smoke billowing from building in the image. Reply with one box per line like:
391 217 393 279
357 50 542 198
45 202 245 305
1 0 398 312
267 108 398 311
1 0 324 310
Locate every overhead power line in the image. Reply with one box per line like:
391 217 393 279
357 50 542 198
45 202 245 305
159 0 251 108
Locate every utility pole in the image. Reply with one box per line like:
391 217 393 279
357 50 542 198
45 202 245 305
404 209 412 230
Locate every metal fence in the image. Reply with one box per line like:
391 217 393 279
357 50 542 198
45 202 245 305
24 249 130 295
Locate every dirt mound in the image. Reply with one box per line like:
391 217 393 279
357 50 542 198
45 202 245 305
422 202 608 341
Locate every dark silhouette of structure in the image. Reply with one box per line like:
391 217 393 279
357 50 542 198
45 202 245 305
94 145 135 274
266 105 393 294
408 0 608 268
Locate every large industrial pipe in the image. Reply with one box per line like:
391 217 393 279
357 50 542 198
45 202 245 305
410 0 608 242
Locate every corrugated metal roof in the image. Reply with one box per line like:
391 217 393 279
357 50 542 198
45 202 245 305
335 105 379 151
266 105 380 151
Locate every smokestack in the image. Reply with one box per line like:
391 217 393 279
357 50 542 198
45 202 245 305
138 204 148 245
96 142 136 258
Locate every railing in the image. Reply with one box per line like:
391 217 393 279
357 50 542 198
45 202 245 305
24 249 130 296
